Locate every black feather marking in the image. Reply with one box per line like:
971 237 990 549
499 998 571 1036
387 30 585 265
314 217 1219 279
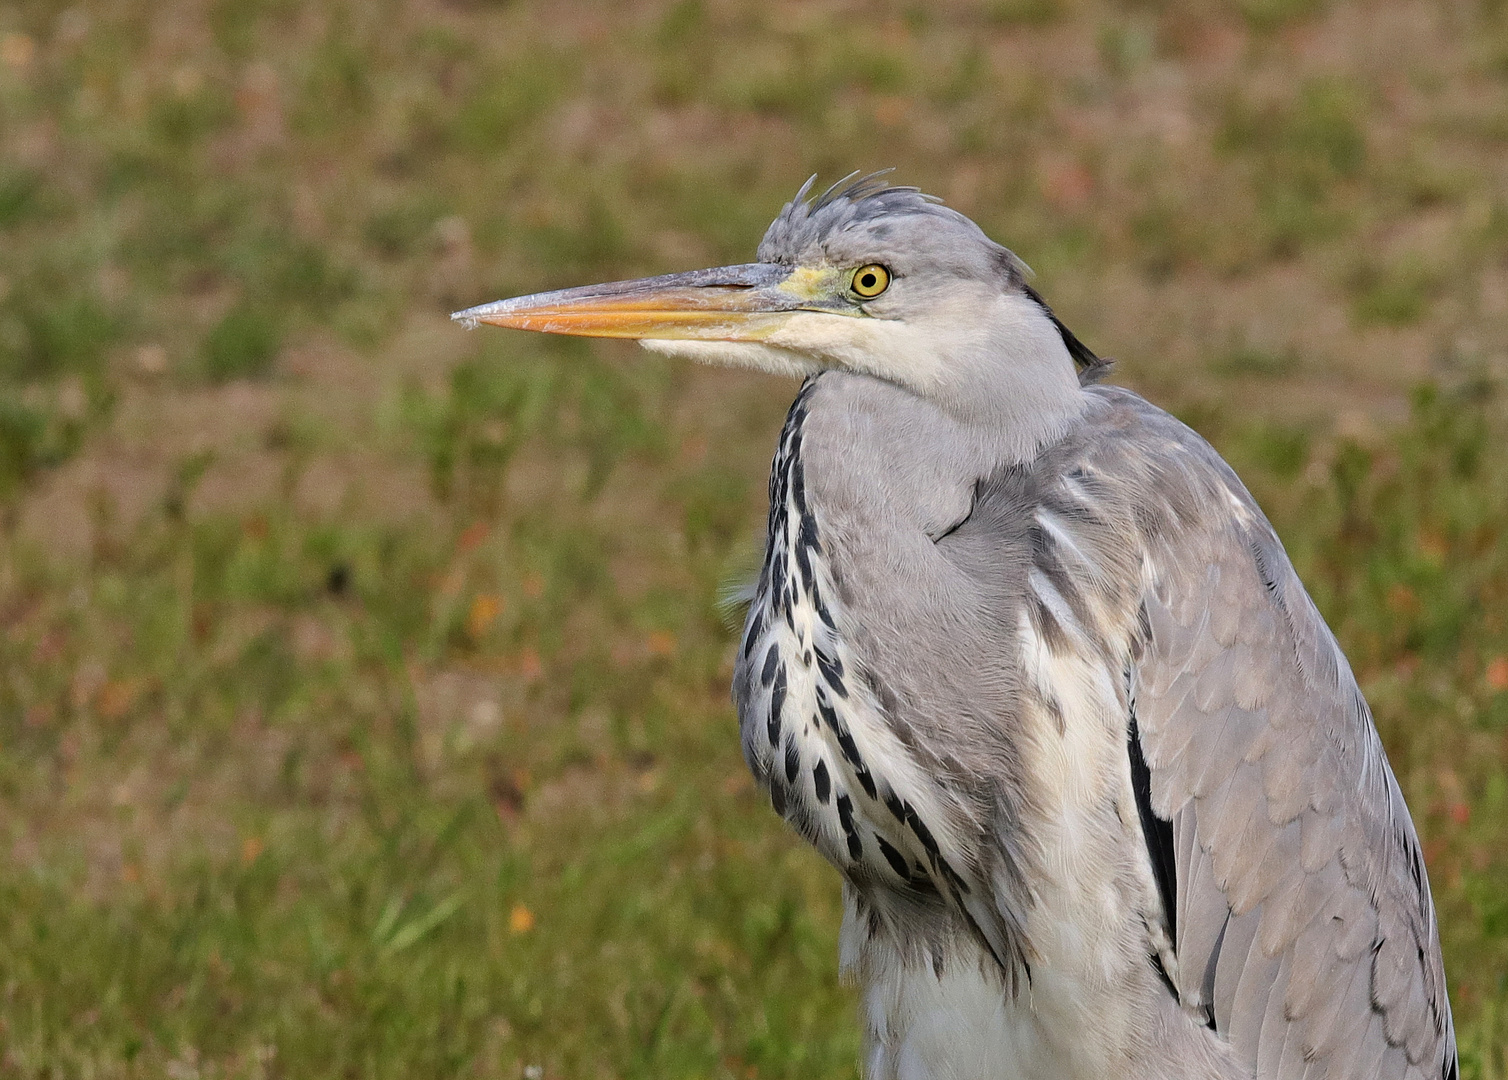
904 804 940 856
884 791 907 823
833 724 865 770
787 801 819 844
769 555 786 615
932 478 979 543
815 646 847 698
812 759 830 804
742 610 763 658
760 644 779 687
769 776 787 816
800 511 821 556
811 578 836 631
794 531 812 589
1020 281 1110 380
815 686 838 728
936 856 970 895
1128 707 1177 952
876 835 910 877
836 794 862 860
783 737 799 784
791 456 807 515
853 763 877 800
947 895 1011 980
1200 911 1227 1030
767 666 786 747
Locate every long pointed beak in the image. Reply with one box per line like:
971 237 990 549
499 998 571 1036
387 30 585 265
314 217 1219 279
451 263 808 341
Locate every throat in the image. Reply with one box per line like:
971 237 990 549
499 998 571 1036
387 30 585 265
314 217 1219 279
898 290 1091 464
932 359 1088 467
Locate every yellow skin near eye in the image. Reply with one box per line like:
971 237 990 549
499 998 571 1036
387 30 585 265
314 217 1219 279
851 264 890 299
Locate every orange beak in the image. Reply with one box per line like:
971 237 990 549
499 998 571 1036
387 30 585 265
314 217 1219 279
452 263 806 341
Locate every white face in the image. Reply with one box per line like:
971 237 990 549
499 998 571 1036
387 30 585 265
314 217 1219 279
643 274 1071 413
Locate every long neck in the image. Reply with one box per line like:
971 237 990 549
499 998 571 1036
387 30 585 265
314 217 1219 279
917 290 1089 465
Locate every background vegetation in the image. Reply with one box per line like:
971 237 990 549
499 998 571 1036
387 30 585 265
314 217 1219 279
0 0 1505 1075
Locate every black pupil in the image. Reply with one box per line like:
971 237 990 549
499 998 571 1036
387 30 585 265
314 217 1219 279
861 273 877 290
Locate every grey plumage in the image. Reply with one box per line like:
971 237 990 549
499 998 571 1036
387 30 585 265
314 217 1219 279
453 175 1456 1080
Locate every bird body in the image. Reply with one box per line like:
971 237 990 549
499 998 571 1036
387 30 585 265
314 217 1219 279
454 175 1456 1080
734 373 1224 1079
735 371 1450 1079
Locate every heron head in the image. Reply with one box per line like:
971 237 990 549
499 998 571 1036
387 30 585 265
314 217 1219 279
453 174 1095 429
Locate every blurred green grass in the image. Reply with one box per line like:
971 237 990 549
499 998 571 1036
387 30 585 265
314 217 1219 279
1 0 1507 1076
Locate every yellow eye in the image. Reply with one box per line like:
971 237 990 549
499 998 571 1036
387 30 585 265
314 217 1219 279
851 264 890 299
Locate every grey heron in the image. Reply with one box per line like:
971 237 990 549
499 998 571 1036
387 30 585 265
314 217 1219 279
453 175 1457 1080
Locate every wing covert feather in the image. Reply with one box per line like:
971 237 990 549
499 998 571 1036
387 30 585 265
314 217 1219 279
1069 389 1456 1079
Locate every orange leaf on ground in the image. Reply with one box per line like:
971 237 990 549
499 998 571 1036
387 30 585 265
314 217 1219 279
468 594 503 638
457 521 490 553
508 903 534 934
646 630 676 657
241 837 265 865
1386 583 1419 615
1416 529 1448 564
1 33 35 69
1486 656 1508 691
96 677 146 720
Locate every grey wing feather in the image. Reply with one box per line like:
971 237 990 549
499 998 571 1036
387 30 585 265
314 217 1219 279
1119 398 1457 1080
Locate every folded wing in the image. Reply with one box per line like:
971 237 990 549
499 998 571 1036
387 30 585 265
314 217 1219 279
1131 442 1456 1080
